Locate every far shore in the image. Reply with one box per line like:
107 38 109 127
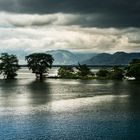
20 64 128 68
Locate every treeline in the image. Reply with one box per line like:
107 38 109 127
58 60 140 80
0 53 140 80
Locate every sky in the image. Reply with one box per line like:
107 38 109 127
0 0 140 53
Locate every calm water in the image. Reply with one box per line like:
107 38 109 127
0 68 140 140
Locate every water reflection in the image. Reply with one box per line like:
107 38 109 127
0 79 52 108
0 79 21 107
126 81 140 111
0 78 140 139
27 80 51 105
0 79 19 93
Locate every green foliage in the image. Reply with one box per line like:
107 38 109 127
58 66 75 78
0 53 20 79
26 53 54 80
126 59 140 80
110 66 124 80
58 64 94 79
76 64 94 78
96 69 110 78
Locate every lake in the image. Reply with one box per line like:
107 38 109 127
0 68 140 140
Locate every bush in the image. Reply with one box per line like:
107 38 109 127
110 66 124 80
58 66 75 78
96 69 110 78
76 64 94 78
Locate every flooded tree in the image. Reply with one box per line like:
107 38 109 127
0 53 20 79
26 53 54 80
58 66 75 78
110 66 124 80
126 59 140 80
96 69 110 79
76 63 94 78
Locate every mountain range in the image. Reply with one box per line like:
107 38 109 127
46 50 97 65
82 52 140 65
47 50 140 65
0 49 140 65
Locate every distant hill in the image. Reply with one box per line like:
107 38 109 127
82 52 140 65
73 52 97 62
46 50 78 65
46 50 97 65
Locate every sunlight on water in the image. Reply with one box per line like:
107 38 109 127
0 94 130 116
0 69 140 139
48 95 130 112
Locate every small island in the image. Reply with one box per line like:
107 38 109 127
56 59 140 80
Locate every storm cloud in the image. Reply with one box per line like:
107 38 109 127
0 0 140 54
0 0 140 27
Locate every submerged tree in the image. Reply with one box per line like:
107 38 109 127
126 59 140 80
0 53 20 79
58 66 75 78
110 66 124 80
26 53 54 80
76 63 94 78
96 69 110 78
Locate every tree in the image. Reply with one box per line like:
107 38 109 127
0 53 20 79
58 66 75 78
96 69 110 78
25 53 54 80
126 59 140 80
76 63 94 78
110 66 124 80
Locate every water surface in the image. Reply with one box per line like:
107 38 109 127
0 69 140 139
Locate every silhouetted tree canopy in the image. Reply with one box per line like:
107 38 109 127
96 69 110 78
110 66 124 80
25 53 54 80
126 59 140 80
0 53 20 79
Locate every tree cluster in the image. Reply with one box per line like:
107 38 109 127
0 53 54 80
58 64 94 79
96 66 124 80
58 60 140 80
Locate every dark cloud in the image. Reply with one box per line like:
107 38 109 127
0 0 140 27
0 0 139 14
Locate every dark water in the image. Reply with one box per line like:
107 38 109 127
0 69 140 139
